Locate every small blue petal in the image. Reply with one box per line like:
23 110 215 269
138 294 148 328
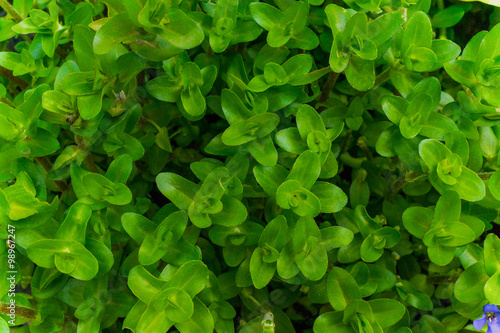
489 323 500 333
488 316 500 333
475 316 487 330
484 304 500 314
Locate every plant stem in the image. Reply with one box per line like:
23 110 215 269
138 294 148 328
341 129 352 153
35 157 68 192
0 97 15 108
75 135 99 173
318 70 338 103
478 172 495 180
426 275 458 284
0 0 23 23
0 67 29 90
357 136 373 161
386 171 425 199
0 302 36 320
355 65 392 99
436 0 447 39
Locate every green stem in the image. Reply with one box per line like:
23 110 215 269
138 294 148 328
144 117 162 132
0 67 29 90
426 275 458 284
357 136 373 161
169 129 183 139
0 0 23 23
355 65 392 99
386 171 425 199
341 129 352 153
0 302 37 320
478 172 495 180
318 70 338 103
436 0 447 39
0 97 15 108
75 135 99 173
35 157 68 192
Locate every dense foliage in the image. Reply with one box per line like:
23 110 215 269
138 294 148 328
0 0 500 332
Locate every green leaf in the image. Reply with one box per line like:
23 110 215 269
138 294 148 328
369 299 406 328
16 127 60 157
146 76 182 103
314 312 353 333
160 9 205 49
475 23 500 75
253 163 288 199
27 240 99 280
250 247 277 289
275 128 308 154
368 12 403 46
221 89 255 125
484 233 500 276
139 211 188 265
485 270 500 304
296 104 326 140
325 4 350 36
0 103 27 141
327 267 361 311
296 244 328 281
93 13 138 54
211 195 248 227
404 45 437 72
181 84 205 118
249 2 283 31
287 150 321 189
320 226 354 250
381 95 407 125
423 222 475 247
156 173 199 210
61 72 98 96
401 11 432 57
83 173 132 205
222 113 280 146
310 181 348 213
329 32 350 73
245 135 278 167
402 207 432 239
259 215 289 251
154 288 194 323
432 5 469 28
455 261 488 303
419 315 448 333
168 260 208 298
55 203 92 244
419 139 451 170
282 55 313 85
175 298 214 333
345 56 375 91
488 170 500 200
276 180 321 217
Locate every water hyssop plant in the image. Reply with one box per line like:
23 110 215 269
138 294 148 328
0 0 499 332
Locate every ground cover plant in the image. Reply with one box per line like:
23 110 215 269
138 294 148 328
0 0 500 332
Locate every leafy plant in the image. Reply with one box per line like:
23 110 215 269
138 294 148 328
0 0 499 332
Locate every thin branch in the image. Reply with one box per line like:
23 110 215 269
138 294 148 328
386 171 425 199
0 67 29 90
318 70 338 103
0 302 36 320
0 0 23 23
35 157 68 192
341 129 352 153
478 172 495 180
0 97 15 108
357 136 373 161
75 135 99 173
